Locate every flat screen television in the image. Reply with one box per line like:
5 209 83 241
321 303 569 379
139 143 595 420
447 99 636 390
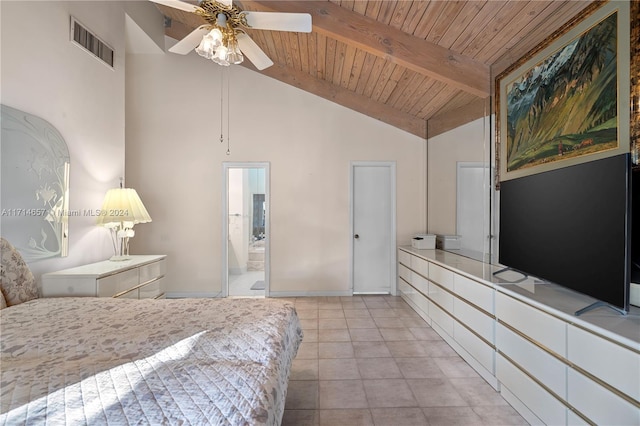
499 153 631 313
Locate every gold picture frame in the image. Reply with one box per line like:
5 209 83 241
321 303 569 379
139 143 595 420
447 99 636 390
495 0 638 187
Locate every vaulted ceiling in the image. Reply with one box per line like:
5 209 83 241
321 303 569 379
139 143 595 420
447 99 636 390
155 0 594 138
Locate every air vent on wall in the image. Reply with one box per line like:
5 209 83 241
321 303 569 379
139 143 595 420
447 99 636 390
70 17 114 68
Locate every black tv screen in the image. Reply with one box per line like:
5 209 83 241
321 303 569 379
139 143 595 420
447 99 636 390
499 154 631 311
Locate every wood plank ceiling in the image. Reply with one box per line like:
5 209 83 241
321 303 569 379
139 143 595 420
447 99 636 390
158 0 594 138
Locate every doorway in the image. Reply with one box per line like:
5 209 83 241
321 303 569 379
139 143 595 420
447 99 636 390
351 162 396 294
222 162 269 297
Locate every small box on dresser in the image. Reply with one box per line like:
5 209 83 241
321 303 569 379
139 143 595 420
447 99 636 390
41 255 166 299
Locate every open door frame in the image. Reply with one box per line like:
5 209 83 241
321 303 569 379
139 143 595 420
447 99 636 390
221 162 270 297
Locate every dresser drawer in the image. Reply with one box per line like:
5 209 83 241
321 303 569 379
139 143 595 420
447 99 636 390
411 255 429 277
139 277 164 299
139 259 166 283
429 263 453 291
398 264 411 282
117 287 139 299
496 292 566 357
454 274 494 314
97 269 139 297
398 249 411 267
567 325 639 403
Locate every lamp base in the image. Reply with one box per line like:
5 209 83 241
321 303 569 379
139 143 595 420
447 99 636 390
109 255 132 262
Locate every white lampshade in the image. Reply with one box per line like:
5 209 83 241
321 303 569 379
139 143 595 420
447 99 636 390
96 188 152 227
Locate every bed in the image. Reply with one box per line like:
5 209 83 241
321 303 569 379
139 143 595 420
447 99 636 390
0 239 302 425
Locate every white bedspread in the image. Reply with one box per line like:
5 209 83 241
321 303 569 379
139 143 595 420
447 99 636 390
0 297 302 425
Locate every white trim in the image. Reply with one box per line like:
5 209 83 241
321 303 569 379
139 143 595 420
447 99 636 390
269 291 353 298
349 161 397 296
165 292 222 299
222 162 270 298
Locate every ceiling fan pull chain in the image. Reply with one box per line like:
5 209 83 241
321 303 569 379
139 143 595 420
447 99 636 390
226 66 231 155
219 68 224 144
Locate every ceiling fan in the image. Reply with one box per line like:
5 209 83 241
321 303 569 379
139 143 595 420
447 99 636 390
150 0 312 70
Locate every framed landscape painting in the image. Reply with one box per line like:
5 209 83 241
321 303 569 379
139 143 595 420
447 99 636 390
495 0 633 184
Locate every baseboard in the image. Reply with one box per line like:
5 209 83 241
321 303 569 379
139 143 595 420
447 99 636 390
268 290 353 298
165 292 222 299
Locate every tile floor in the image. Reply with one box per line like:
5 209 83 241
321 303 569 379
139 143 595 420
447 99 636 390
228 270 265 297
282 295 528 426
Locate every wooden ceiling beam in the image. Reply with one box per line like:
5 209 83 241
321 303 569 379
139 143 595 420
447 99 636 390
238 0 490 98
253 61 427 138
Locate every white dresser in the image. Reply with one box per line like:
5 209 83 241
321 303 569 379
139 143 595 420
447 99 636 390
398 247 640 426
41 255 166 299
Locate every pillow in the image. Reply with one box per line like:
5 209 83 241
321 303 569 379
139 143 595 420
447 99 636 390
0 237 39 306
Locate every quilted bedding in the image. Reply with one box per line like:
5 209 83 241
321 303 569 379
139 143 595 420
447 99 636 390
0 297 302 425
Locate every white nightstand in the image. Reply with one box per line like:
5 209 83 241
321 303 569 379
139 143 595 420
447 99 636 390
41 255 166 299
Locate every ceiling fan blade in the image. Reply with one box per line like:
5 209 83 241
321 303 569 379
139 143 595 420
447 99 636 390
236 33 274 70
168 25 209 54
149 0 200 13
244 11 312 33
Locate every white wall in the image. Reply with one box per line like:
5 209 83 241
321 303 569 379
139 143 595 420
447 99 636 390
125 50 426 296
0 1 129 281
427 117 489 236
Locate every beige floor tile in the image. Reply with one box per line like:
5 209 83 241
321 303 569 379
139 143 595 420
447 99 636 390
395 357 445 379
356 357 402 379
300 319 319 330
409 327 442 340
449 378 508 406
379 328 416 341
319 318 348 329
343 309 372 318
302 329 319 343
318 328 351 342
362 298 391 309
297 309 319 319
346 317 378 329
318 302 343 310
319 409 373 426
319 309 345 319
368 308 398 318
472 405 529 425
401 317 430 328
406 378 468 407
433 356 481 378
318 342 355 358
349 328 384 342
423 340 459 357
386 340 431 357
373 317 406 328
352 341 392 358
287 296 526 426
286 380 319 409
370 407 428 426
297 342 319 359
362 379 418 408
341 301 367 309
291 359 319 381
281 409 320 426
319 380 368 409
319 358 361 380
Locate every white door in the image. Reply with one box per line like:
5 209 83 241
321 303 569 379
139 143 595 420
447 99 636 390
351 162 396 294
456 162 490 257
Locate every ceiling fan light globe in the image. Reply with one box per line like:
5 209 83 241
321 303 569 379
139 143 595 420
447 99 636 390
227 50 244 65
195 33 217 59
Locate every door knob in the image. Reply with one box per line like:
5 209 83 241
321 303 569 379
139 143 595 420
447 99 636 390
354 234 360 239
